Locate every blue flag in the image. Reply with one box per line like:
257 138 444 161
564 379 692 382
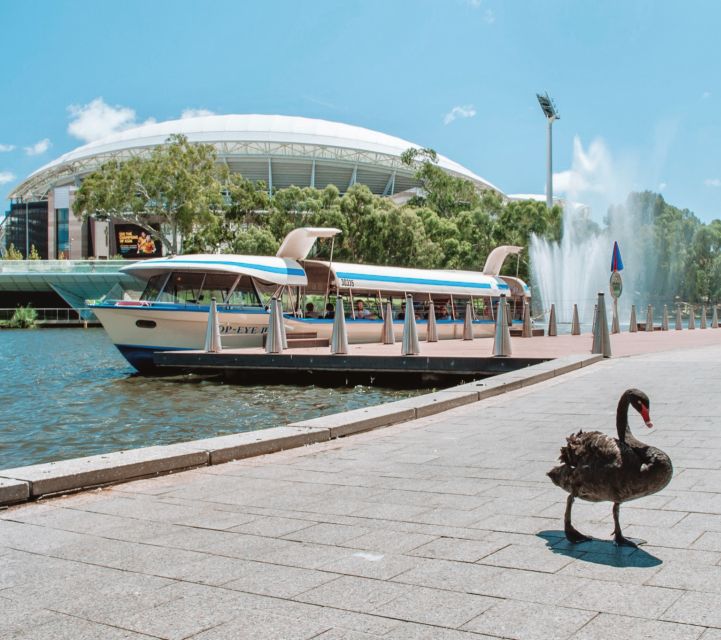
611 241 624 272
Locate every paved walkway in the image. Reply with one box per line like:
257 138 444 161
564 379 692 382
2 345 721 639
220 326 721 359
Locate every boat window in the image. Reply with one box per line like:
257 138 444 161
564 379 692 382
140 274 168 301
224 275 263 308
199 273 238 304
158 272 206 305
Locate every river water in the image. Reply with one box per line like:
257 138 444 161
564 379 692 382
0 328 421 469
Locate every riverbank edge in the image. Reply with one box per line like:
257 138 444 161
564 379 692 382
0 353 601 507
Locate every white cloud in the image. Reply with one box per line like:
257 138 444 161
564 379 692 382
705 178 721 188
0 144 15 152
24 138 51 156
67 97 155 143
0 171 16 185
443 104 477 125
465 0 482 7
181 108 215 119
483 8 495 23
658 181 667 191
702 91 711 99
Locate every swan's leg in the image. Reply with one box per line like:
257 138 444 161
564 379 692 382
612 502 646 547
564 494 591 543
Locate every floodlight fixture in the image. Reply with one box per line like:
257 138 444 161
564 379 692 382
537 92 560 208
536 93 560 121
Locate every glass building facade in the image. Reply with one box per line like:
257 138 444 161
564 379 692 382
4 201 49 258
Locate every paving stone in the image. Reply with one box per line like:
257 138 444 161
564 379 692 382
391 558 503 593
647 561 721 594
283 522 372 545
189 608 332 639
221 560 338 597
569 613 704 640
563 580 682 618
229 515 317 537
345 529 437 554
408 537 506 562
321 550 424 580
478 543 580 573
662 591 721 627
373 585 498 628
383 622 500 639
294 575 411 613
6 613 158 639
462 599 596 640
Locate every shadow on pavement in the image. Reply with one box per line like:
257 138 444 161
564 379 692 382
537 530 663 567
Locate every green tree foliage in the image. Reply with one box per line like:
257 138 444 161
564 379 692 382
74 134 225 254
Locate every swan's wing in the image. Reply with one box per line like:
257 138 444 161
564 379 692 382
559 430 622 468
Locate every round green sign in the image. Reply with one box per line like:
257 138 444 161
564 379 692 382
610 271 623 298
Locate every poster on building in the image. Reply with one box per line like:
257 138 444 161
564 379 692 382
114 224 162 259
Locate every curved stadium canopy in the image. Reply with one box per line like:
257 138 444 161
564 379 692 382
9 114 502 201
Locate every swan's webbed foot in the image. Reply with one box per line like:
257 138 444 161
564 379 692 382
565 525 592 544
613 532 646 547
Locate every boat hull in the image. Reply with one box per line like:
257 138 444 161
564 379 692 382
93 304 503 372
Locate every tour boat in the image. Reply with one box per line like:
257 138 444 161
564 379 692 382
92 227 530 372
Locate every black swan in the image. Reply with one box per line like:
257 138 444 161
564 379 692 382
547 388 673 546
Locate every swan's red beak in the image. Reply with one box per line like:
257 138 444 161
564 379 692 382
641 405 653 428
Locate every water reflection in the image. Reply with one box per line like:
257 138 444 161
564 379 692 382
0 328 420 469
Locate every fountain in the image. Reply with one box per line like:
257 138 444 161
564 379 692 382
530 136 665 327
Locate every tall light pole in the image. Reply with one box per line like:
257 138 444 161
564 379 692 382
536 92 559 209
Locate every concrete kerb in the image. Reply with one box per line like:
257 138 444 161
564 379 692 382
0 353 601 507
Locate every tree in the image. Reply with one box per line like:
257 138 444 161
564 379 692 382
401 147 481 216
74 134 225 254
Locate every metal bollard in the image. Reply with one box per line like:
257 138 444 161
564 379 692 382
548 303 557 337
571 304 581 335
205 297 223 353
463 300 474 341
381 301 395 344
629 305 637 333
492 294 512 357
701 305 708 330
591 292 612 358
688 305 696 330
675 304 683 330
521 300 532 337
330 295 349 354
426 301 438 342
265 297 282 354
401 294 420 355
645 305 654 332
662 305 669 331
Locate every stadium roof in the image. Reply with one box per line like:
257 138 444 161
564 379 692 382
9 114 502 200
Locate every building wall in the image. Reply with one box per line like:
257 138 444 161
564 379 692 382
5 201 50 258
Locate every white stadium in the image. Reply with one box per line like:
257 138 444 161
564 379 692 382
10 114 502 201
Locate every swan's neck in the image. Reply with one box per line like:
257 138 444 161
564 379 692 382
616 395 632 443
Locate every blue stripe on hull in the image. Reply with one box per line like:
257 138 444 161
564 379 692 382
115 344 190 373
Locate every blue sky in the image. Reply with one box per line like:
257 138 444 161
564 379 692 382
1 0 720 221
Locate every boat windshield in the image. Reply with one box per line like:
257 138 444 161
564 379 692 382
140 271 262 307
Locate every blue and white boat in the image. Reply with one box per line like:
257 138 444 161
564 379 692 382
92 228 530 372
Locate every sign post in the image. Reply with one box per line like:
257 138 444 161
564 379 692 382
610 241 623 334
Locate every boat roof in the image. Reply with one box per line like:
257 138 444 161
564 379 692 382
319 261 513 297
120 254 308 286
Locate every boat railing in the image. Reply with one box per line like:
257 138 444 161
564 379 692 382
0 307 98 325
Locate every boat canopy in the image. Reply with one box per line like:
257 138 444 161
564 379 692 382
483 245 523 276
323 261 512 297
120 254 308 287
276 227 341 260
